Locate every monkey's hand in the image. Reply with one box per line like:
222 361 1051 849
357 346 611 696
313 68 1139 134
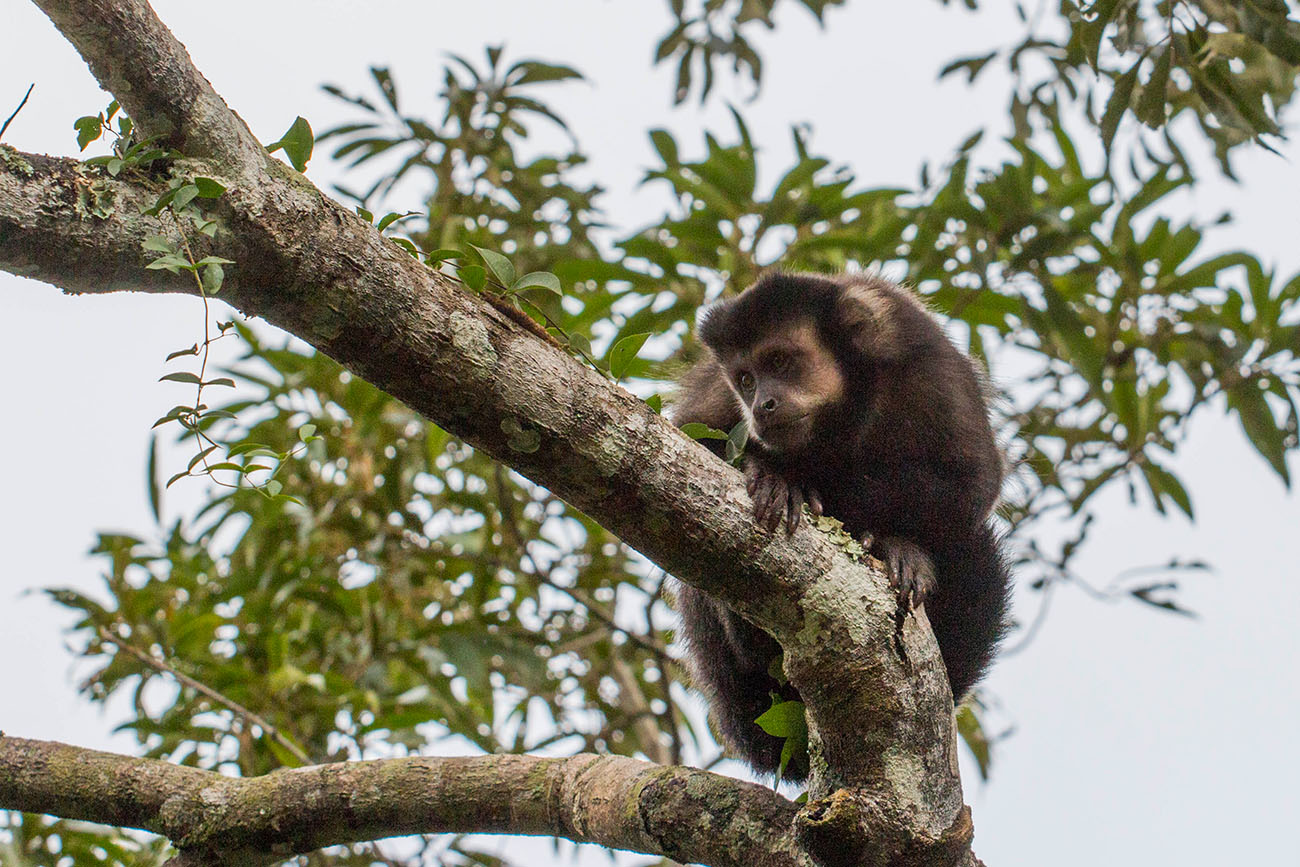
744 457 823 534
873 537 936 610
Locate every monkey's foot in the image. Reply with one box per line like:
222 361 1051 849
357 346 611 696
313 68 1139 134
873 537 935 610
744 458 822 534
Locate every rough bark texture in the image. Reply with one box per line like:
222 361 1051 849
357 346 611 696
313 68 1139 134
0 0 985 864
0 736 806 867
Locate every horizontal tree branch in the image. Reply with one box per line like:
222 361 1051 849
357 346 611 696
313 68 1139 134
0 736 806 867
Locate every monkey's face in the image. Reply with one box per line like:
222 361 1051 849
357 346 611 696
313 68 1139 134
722 321 847 454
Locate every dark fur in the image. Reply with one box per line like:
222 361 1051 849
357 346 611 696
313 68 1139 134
673 272 1011 782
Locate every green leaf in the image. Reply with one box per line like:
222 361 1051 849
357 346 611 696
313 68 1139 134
390 237 420 257
1136 48 1172 129
756 698 808 784
568 333 600 367
142 235 174 254
680 422 728 441
226 442 274 458
201 263 224 295
508 61 583 85
164 345 198 362
265 480 284 497
609 332 651 380
147 435 161 524
74 116 102 151
1101 62 1140 153
645 393 664 413
158 371 202 385
725 420 749 465
956 704 992 781
471 245 517 288
298 423 317 441
145 253 191 272
171 184 200 210
193 177 226 198
649 129 679 167
427 248 466 264
1141 458 1194 519
187 445 218 472
268 116 314 171
457 264 487 291
145 187 178 216
1227 384 1292 487
755 699 805 738
151 405 192 428
510 271 562 296
376 211 417 231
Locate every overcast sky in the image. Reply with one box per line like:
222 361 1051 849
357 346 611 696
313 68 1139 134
2 2 1298 865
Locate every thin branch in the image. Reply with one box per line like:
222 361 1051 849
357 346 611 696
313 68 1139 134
96 626 312 765
0 83 34 142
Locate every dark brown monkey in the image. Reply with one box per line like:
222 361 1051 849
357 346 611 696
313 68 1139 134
672 271 1011 782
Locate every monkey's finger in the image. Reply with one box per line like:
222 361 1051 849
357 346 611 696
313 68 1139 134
751 472 776 527
806 489 823 520
764 479 788 533
785 488 801 535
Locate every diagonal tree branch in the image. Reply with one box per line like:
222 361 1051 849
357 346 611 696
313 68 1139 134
0 144 966 852
0 736 806 867
0 0 982 863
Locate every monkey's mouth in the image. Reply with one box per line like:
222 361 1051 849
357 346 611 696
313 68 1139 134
755 413 811 450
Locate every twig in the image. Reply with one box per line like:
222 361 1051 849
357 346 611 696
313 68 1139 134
0 83 34 142
96 626 312 765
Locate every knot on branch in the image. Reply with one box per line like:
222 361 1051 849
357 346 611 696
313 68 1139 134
793 790 973 867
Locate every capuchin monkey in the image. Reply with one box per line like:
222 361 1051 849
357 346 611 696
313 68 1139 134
672 271 1011 782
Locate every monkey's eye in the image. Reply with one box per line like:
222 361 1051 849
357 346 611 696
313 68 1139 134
737 371 755 392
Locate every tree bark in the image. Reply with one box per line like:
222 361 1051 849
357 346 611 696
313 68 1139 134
0 736 806 867
0 0 981 864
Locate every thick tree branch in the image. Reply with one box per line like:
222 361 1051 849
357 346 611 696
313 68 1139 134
0 736 806 867
0 0 982 862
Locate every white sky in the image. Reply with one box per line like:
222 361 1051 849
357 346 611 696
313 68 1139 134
1 2 1298 865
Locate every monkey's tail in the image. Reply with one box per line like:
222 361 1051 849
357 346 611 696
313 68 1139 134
924 522 1012 702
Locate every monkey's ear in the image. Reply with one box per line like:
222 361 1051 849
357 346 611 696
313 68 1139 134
835 278 907 361
696 297 734 353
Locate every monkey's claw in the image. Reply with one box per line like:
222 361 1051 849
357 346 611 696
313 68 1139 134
745 458 821 535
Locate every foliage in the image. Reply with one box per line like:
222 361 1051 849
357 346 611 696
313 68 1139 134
9 1 1300 865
